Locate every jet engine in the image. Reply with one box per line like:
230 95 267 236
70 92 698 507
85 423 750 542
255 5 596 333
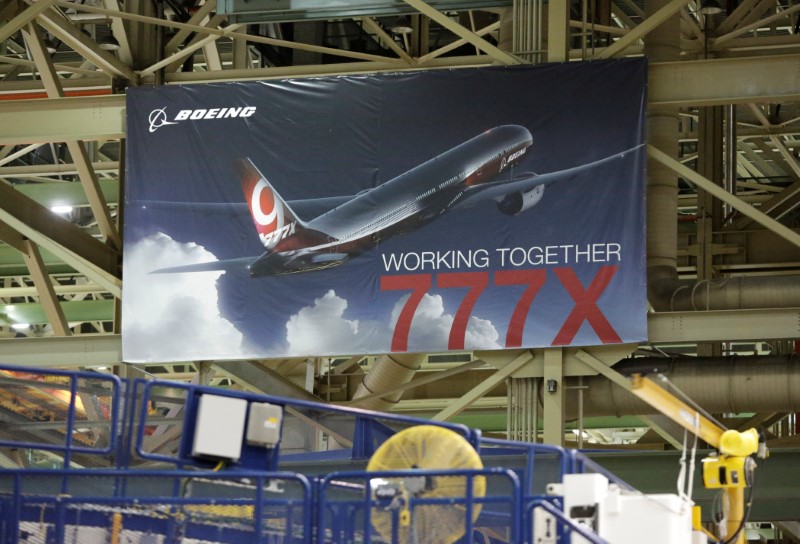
496 184 545 215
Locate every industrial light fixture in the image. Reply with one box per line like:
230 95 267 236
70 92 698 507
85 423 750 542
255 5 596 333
50 205 73 214
98 33 120 51
390 16 413 35
699 0 723 15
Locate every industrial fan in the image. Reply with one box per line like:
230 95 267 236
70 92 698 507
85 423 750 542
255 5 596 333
366 425 486 544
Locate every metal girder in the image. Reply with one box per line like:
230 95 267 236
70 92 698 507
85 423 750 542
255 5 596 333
401 0 520 65
0 0 56 43
212 360 322 402
0 282 104 298
649 144 800 249
649 54 800 107
11 179 118 209
0 95 125 144
733 178 800 230
0 299 113 326
20 240 71 335
592 0 687 59
164 0 218 53
0 334 121 367
714 3 800 47
166 55 492 82
648 307 800 343
164 14 229 73
216 0 513 22
431 350 531 422
0 162 119 178
33 5 138 82
21 22 120 248
4 54 798 144
0 182 120 296
547 0 569 62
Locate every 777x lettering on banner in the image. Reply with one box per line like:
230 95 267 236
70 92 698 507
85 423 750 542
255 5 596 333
381 265 622 351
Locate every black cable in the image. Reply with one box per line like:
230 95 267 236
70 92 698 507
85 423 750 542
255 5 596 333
720 473 756 544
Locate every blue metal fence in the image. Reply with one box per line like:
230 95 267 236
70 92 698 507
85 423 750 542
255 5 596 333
0 364 639 543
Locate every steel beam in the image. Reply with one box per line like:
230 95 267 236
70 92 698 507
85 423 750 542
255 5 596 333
0 95 125 144
213 360 322 402
431 350 531 422
0 182 120 296
4 55 798 144
649 144 800 249
20 240 71 335
592 0 687 59
648 307 800 343
541 348 564 446
0 334 120 367
649 54 800 106
34 5 138 82
0 0 56 43
1 162 119 178
22 22 120 248
0 299 113 326
401 0 520 65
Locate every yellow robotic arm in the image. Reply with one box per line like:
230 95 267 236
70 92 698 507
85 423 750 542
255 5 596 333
629 373 767 544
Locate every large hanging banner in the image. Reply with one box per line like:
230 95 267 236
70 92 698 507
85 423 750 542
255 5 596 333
123 59 647 363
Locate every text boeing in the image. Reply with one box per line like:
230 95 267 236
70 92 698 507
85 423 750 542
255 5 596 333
148 106 256 132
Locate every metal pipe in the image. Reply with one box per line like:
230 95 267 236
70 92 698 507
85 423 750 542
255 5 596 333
558 355 800 418
351 353 423 412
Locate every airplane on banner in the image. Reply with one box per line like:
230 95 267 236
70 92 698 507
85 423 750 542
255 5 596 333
154 125 641 276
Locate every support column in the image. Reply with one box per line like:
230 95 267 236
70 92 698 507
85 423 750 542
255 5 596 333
542 347 564 446
547 1 569 61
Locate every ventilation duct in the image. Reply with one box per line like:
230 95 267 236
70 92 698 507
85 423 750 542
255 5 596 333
352 353 424 411
559 355 800 419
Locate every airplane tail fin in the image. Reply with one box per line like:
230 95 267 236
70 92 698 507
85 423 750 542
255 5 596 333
239 159 307 250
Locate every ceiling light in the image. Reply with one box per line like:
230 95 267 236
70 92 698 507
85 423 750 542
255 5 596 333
390 16 413 35
699 0 723 15
98 34 120 51
51 205 73 214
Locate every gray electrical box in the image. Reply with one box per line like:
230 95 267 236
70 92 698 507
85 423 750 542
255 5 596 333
191 394 248 461
246 402 283 447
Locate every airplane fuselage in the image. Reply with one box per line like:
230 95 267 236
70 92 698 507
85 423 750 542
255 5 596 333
256 125 532 273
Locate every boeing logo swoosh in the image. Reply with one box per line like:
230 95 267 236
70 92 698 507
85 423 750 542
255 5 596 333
148 108 178 133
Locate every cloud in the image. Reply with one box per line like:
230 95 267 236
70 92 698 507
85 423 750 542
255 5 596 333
284 290 501 355
391 293 502 351
390 293 501 351
285 289 388 355
122 233 253 362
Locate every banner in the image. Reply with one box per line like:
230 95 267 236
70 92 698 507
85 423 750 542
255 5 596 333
123 59 647 362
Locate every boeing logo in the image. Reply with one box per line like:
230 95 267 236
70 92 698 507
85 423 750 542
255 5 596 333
147 106 257 133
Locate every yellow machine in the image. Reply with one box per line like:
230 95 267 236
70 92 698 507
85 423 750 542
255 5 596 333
630 374 767 544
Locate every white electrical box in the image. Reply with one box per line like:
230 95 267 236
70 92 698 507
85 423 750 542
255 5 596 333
191 394 248 461
246 402 283 447
598 489 692 544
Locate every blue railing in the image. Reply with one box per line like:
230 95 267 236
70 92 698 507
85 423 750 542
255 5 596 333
0 468 312 544
0 364 646 543
317 467 521 544
0 364 122 470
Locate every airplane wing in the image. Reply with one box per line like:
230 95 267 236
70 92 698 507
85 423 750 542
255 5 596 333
152 256 257 274
457 143 645 206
